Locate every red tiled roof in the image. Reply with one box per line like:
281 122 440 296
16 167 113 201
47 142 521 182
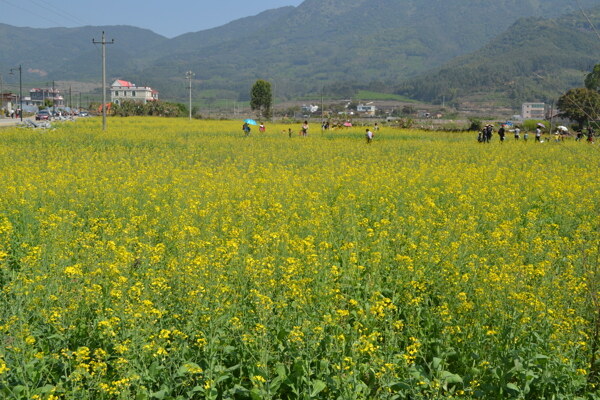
116 80 134 87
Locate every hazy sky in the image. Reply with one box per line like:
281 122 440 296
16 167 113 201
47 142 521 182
0 0 304 38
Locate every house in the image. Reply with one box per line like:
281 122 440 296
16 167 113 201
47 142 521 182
357 104 376 116
1 92 17 110
110 79 158 105
521 103 546 119
301 104 319 114
28 88 64 107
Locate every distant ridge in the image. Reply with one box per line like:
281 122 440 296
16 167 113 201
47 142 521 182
0 0 598 104
396 7 600 106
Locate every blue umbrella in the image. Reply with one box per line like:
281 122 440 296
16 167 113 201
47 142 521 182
244 119 258 126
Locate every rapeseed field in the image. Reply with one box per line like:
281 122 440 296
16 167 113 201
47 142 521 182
0 118 598 399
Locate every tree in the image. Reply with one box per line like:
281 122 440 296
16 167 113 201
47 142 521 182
584 64 600 91
401 105 416 116
250 80 272 119
557 88 600 129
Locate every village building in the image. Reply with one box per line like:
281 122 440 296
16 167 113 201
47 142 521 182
521 102 546 119
357 104 376 116
26 88 64 107
1 92 17 110
301 104 319 114
110 79 158 105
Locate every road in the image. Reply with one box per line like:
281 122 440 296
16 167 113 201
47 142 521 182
0 117 34 128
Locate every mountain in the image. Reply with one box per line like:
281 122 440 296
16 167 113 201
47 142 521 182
1 0 599 103
140 0 599 99
396 7 600 107
0 24 167 81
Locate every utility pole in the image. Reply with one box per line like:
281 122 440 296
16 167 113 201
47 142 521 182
550 100 555 134
52 80 55 115
69 86 72 110
93 31 114 131
9 65 23 122
321 86 324 123
271 80 275 123
185 71 195 120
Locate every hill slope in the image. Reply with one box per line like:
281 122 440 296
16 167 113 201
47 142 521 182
396 7 600 107
135 0 600 99
0 24 168 81
1 0 599 102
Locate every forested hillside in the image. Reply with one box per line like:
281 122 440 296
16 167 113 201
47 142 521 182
1 0 598 103
395 7 600 107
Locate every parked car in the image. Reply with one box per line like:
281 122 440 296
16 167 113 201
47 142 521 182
35 110 51 120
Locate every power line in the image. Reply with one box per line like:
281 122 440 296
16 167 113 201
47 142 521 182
29 0 91 27
575 0 600 42
0 0 65 26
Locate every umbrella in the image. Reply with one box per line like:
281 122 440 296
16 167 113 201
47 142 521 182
557 125 568 131
343 122 352 127
244 119 258 126
536 123 546 128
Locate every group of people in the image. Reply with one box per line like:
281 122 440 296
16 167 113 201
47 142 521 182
575 127 595 143
2 109 21 119
478 123 596 144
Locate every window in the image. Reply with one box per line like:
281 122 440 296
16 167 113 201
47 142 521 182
114 91 119 96
132 91 136 97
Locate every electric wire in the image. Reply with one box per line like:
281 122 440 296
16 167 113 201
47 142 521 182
0 0 65 27
29 0 91 27
576 0 600 42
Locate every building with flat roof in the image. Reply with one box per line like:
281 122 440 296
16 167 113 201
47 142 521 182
111 79 158 105
26 88 64 107
522 103 546 119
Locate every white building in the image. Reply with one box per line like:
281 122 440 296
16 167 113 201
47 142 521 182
302 104 319 114
110 79 158 105
27 88 64 107
522 103 546 119
357 104 376 116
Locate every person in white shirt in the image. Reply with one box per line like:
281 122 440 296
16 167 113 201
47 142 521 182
366 128 374 144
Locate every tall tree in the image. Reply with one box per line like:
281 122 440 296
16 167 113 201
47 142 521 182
250 80 272 119
585 64 600 91
557 87 600 129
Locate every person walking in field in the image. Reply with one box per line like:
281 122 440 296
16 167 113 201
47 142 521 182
498 125 506 143
485 125 493 143
242 122 251 136
366 128 374 144
301 121 309 136
514 127 520 140
535 127 542 142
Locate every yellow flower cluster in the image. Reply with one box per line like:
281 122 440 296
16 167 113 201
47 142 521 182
0 117 597 398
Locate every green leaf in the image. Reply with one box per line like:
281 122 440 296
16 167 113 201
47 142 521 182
12 386 27 395
310 380 327 397
440 371 463 384
270 375 285 392
191 386 204 393
35 385 55 394
275 362 287 377
250 388 262 400
506 383 520 392
151 389 167 399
